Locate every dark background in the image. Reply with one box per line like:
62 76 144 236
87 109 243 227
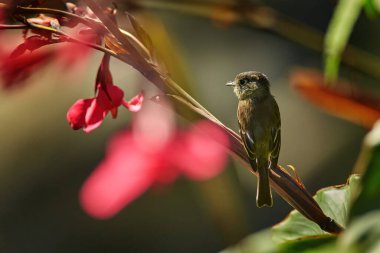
1 0 377 252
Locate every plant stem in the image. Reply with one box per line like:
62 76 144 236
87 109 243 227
0 24 28 29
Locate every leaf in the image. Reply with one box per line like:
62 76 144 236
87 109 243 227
278 235 337 253
363 0 378 17
104 34 128 54
272 175 360 244
364 0 380 16
126 13 154 55
290 69 380 129
338 211 380 253
221 229 277 253
222 228 337 253
324 0 363 82
350 120 380 218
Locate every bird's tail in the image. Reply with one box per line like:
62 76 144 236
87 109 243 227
256 159 273 207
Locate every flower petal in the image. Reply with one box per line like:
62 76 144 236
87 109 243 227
123 92 144 112
177 121 229 180
96 54 113 90
80 132 157 219
107 84 125 106
66 99 93 130
83 98 107 133
132 101 175 153
97 84 124 110
10 35 55 58
0 51 54 89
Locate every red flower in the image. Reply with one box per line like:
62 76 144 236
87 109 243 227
80 102 229 219
0 33 95 88
0 49 55 89
67 54 143 132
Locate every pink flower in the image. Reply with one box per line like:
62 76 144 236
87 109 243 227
80 102 229 219
67 54 143 132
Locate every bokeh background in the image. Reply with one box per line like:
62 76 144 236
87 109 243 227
0 0 377 252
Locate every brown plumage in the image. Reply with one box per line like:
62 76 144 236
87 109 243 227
226 71 281 207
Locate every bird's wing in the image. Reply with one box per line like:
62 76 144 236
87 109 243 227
270 103 281 167
270 127 281 162
238 107 258 172
239 128 256 160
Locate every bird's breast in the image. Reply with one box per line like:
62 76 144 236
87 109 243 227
238 97 277 137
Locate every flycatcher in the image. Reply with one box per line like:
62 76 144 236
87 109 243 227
226 71 281 207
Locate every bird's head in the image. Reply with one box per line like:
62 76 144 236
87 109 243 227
226 71 270 100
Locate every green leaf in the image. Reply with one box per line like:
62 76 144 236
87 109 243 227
363 0 378 17
338 211 380 253
272 175 360 243
222 230 338 253
350 121 380 218
278 235 337 253
126 13 154 55
222 175 362 253
364 0 380 16
324 0 363 82
221 229 277 253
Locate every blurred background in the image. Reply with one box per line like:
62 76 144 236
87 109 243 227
0 0 378 252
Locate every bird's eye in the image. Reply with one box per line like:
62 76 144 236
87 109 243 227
239 79 248 85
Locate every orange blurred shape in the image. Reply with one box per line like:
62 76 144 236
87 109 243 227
290 68 380 129
211 6 239 27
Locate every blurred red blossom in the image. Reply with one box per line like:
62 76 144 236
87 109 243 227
80 101 229 219
0 48 55 88
67 54 143 132
9 35 57 58
0 7 4 22
0 29 53 89
0 33 94 88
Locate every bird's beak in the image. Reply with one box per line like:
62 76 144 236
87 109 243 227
226 81 235 87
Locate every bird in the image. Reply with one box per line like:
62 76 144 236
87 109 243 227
226 71 281 207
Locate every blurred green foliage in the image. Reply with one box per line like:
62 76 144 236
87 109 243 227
350 123 380 218
324 0 363 81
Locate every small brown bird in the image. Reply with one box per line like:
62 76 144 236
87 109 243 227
226 71 281 207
